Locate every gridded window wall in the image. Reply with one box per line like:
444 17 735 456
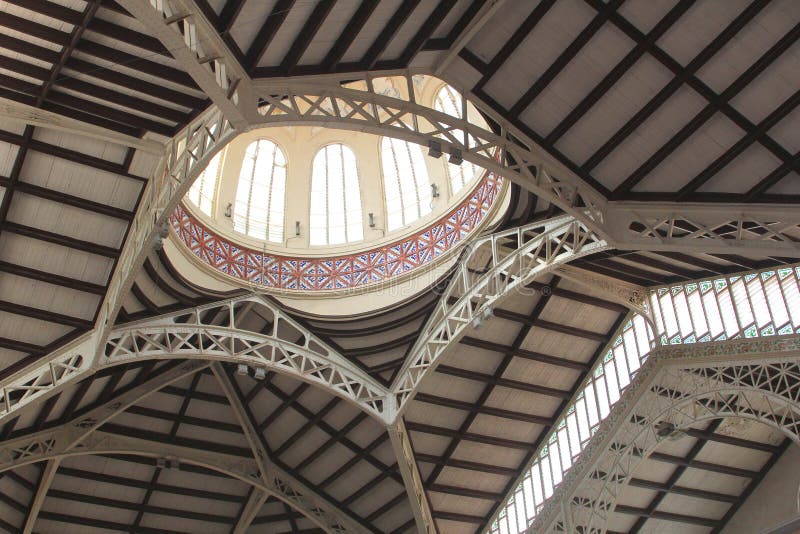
381 137 432 231
186 152 221 216
233 139 287 243
434 84 485 194
490 265 800 534
310 143 364 246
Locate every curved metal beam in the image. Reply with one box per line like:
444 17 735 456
0 295 391 426
391 215 608 418
530 335 800 533
0 430 351 534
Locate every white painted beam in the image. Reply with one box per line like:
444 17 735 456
117 0 256 129
22 458 60 534
389 420 437 534
233 488 269 534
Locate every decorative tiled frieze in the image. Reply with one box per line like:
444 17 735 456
171 173 502 291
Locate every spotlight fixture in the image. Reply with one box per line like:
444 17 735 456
368 212 376 228
431 183 440 198
295 221 301 236
428 140 443 158
167 458 180 470
254 367 266 380
224 202 232 217
448 147 463 165
236 363 249 376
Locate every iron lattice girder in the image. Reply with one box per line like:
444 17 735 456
117 0 257 129
528 334 800 533
388 420 436 534
391 215 608 415
0 295 391 427
0 360 362 534
0 429 354 534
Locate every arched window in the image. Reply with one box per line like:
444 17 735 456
310 144 363 245
381 137 432 231
186 152 221 216
233 139 286 243
434 84 485 195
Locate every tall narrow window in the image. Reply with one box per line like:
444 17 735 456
186 152 221 216
381 137 432 231
434 84 485 194
310 144 364 245
233 139 286 243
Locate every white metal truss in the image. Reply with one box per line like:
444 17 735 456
391 215 607 416
233 489 268 534
0 295 391 427
0 360 364 534
388 420 437 534
551 264 654 328
529 334 800 533
0 429 357 533
0 97 164 155
250 81 800 256
255 82 607 232
117 0 256 129
22 458 59 534
211 363 362 533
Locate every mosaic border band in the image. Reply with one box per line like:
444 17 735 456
171 173 503 291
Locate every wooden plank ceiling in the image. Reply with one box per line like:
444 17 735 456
0 1 798 533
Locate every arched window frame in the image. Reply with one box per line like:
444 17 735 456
233 138 287 243
310 143 364 246
186 151 222 216
433 84 486 195
381 137 432 232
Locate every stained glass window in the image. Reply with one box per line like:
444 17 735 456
381 137 432 231
233 139 286 243
310 144 364 245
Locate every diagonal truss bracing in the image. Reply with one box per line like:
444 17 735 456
529 335 800 533
391 215 608 415
211 363 362 533
0 360 371 534
0 295 391 427
117 0 257 129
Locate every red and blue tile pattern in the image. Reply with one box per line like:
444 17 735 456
171 173 503 291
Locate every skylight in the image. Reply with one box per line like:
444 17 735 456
381 137 432 231
233 139 287 243
310 143 364 246
490 266 800 534
186 152 221 216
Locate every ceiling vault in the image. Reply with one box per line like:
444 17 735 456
0 1 798 532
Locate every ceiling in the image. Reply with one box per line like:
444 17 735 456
0 0 798 532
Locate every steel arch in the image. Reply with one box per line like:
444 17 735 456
391 215 608 416
530 336 800 533
0 295 391 426
0 431 355 533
